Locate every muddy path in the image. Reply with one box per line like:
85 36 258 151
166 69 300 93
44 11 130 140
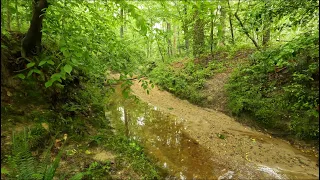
129 80 319 179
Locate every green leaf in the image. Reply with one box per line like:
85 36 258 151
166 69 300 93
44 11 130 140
1 167 9 175
71 58 78 64
39 60 47 66
45 80 54 88
64 64 72 75
16 73 25 79
122 89 129 98
75 52 82 58
47 60 55 65
27 70 34 77
27 62 35 68
33 69 42 74
51 73 61 80
69 173 85 180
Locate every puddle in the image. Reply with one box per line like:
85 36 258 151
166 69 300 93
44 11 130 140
105 85 319 179
105 86 226 179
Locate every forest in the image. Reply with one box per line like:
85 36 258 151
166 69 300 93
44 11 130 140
1 0 319 179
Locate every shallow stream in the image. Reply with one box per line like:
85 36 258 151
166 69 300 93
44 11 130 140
105 84 319 179
105 85 225 179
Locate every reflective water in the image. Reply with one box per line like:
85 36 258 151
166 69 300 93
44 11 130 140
105 85 225 179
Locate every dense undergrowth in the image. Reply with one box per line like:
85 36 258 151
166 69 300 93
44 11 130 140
148 51 231 105
1 31 162 179
148 33 319 141
226 33 319 140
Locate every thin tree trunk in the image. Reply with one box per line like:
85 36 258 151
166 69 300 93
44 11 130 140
177 26 181 55
210 8 214 56
173 25 176 56
167 22 172 57
1 1 4 30
120 7 124 38
183 1 189 53
124 108 129 138
146 39 149 58
235 13 260 49
227 0 234 44
218 1 226 46
15 0 20 31
262 0 270 46
149 19 152 57
6 0 11 31
156 39 164 62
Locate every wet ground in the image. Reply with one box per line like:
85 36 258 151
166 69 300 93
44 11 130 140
105 82 319 179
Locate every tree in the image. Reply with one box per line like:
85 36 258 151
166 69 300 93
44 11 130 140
192 2 205 57
227 0 235 44
120 7 124 38
21 0 49 57
234 0 260 49
166 21 172 56
15 0 20 31
218 0 226 46
6 0 11 31
262 0 270 47
183 1 190 53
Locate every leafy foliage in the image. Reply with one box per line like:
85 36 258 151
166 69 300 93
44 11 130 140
149 58 226 104
226 32 319 139
6 129 64 180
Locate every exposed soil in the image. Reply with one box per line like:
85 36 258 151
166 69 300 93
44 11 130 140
130 79 319 179
202 72 231 113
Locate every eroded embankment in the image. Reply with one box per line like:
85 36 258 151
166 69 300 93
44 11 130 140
130 80 319 179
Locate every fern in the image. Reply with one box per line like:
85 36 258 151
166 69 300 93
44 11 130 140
10 129 38 180
8 129 66 180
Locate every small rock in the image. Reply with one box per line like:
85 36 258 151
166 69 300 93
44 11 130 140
218 171 234 180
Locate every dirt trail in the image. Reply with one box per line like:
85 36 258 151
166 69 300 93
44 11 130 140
130 80 319 179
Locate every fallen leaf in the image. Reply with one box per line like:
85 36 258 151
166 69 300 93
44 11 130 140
63 134 68 141
41 123 49 131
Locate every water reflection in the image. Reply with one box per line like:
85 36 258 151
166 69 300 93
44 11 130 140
106 86 222 179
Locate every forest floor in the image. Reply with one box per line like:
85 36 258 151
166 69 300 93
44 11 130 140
0 86 142 179
0 32 146 179
131 78 319 179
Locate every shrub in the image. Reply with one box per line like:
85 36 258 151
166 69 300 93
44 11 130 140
226 32 319 139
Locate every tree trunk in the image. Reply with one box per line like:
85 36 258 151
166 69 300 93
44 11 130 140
15 0 20 31
146 39 149 58
218 1 226 46
262 0 270 47
6 0 11 31
173 25 176 56
156 39 164 62
177 26 181 55
183 1 189 53
193 3 205 58
124 108 129 138
1 1 4 29
120 7 124 38
227 0 235 44
234 12 260 49
21 0 49 57
210 8 214 56
149 19 153 57
167 22 172 57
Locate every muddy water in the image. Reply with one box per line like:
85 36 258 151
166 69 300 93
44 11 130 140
105 84 319 180
105 86 227 179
